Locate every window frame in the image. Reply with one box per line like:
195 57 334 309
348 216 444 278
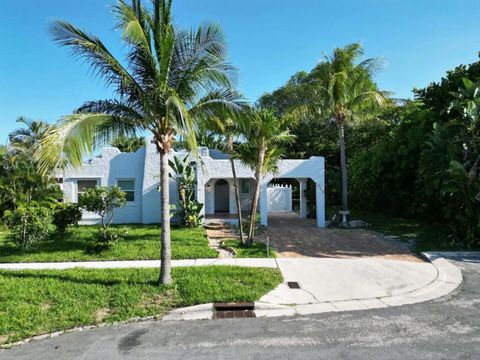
117 179 136 203
76 179 99 202
240 179 251 195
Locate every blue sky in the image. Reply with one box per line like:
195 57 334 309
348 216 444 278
1 0 479 141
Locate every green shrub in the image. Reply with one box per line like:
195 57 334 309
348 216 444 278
79 186 126 246
3 206 54 251
52 202 82 233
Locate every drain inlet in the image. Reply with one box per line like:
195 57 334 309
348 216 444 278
213 302 255 319
287 281 301 289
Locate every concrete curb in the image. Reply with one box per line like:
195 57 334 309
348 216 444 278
165 254 463 320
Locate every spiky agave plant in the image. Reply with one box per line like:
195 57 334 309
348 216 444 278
39 0 244 284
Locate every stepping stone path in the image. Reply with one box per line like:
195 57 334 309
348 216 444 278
204 222 237 258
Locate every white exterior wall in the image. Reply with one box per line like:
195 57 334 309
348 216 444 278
60 141 326 228
267 185 292 213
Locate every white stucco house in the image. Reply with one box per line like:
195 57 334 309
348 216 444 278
59 140 326 228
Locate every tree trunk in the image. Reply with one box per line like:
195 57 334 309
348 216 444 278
159 150 173 285
338 121 349 223
247 146 265 246
227 136 245 245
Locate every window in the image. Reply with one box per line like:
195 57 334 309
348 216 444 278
118 180 135 202
241 179 250 194
77 180 98 201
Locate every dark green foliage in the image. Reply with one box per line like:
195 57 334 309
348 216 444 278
110 135 145 152
3 206 54 251
52 202 82 233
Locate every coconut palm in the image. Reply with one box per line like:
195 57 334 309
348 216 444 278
292 43 390 224
237 109 296 245
39 0 243 284
9 116 49 152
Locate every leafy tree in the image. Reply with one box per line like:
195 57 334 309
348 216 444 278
39 0 242 284
440 79 480 246
237 109 295 245
110 135 145 152
79 186 126 246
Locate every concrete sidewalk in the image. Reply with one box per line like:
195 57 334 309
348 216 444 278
0 254 463 319
166 254 463 319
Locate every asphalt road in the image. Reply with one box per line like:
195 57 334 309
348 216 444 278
2 256 480 360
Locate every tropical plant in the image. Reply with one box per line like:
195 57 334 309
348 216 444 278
0 151 61 212
8 116 50 153
290 43 390 223
237 109 296 245
169 154 195 204
52 202 83 233
440 78 480 246
110 135 146 152
39 0 243 284
3 205 54 251
173 194 204 227
78 186 126 246
202 112 248 244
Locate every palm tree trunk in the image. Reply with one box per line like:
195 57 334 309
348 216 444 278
227 136 245 245
247 146 265 246
338 121 349 223
159 150 172 285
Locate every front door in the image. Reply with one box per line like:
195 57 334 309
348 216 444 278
214 179 229 213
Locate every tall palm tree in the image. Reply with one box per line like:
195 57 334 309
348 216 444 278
237 109 296 245
9 116 49 152
39 0 243 284
202 111 248 245
293 43 390 224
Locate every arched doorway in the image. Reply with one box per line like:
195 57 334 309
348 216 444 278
214 179 229 213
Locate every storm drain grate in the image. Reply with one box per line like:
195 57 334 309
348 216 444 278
287 281 301 289
213 302 255 319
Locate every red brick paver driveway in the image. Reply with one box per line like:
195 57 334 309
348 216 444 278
258 213 422 262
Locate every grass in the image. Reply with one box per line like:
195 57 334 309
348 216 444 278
223 240 277 258
327 206 480 253
0 225 218 263
0 266 282 345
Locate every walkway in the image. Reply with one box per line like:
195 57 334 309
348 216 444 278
257 213 420 262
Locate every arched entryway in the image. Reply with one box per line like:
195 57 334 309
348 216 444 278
214 179 229 213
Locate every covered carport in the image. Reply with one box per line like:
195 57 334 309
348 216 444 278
259 156 325 228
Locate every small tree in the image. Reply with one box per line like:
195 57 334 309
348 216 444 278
3 205 54 251
79 186 126 245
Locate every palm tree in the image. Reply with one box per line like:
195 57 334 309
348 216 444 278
9 116 49 152
202 112 248 245
39 0 243 284
292 43 390 224
237 109 296 245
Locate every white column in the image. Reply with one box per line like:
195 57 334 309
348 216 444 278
315 179 325 228
259 181 269 227
298 179 307 218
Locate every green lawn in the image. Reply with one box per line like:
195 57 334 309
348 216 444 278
0 225 218 263
223 240 277 258
328 207 480 252
0 266 282 345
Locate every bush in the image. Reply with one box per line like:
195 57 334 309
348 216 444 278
3 206 54 251
52 203 82 233
79 186 126 246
